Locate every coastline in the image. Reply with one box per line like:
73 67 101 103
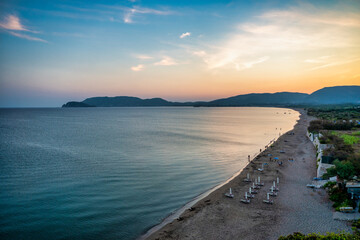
143 109 351 240
139 136 276 240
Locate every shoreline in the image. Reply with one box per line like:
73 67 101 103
144 109 350 240
140 108 299 240
139 136 277 240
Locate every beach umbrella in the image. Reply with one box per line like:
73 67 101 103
274 157 279 160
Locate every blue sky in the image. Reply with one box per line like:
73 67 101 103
0 0 359 107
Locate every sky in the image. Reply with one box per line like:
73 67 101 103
0 0 359 107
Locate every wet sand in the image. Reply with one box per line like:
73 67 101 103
145 109 350 240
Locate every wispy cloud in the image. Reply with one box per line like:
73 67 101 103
33 4 174 25
191 5 360 70
9 31 47 42
135 54 153 60
154 56 177 66
307 58 360 71
304 56 332 63
0 14 46 42
260 9 360 27
180 32 191 39
122 6 173 24
236 56 269 71
131 64 144 71
0 15 27 31
192 50 206 57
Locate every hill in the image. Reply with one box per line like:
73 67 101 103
198 92 309 107
62 85 360 107
62 101 94 108
307 86 360 104
82 96 173 107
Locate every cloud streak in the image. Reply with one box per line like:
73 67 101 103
0 15 27 31
154 56 177 66
135 55 153 60
190 5 360 71
131 64 144 71
122 6 173 24
304 56 332 63
0 14 46 42
307 58 360 71
180 32 191 39
8 31 47 42
237 56 269 71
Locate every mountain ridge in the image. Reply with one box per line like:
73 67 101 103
62 85 360 107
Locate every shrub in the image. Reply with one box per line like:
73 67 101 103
340 134 360 145
278 232 359 239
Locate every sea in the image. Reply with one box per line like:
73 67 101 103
0 107 299 240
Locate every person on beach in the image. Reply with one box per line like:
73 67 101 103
248 155 250 162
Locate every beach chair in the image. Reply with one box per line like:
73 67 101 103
271 181 279 192
268 187 278 196
256 176 264 186
257 163 266 172
263 193 273 204
252 182 260 189
225 188 234 198
240 192 251 204
249 187 257 194
243 173 251 182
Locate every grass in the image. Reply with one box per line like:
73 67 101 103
340 134 360 145
330 131 360 145
352 131 360 136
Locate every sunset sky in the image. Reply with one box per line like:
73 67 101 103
0 0 359 107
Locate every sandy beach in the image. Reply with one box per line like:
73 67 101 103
144 109 351 240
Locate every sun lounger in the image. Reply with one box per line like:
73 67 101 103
225 188 234 198
243 173 251 182
256 176 264 186
240 192 251 204
263 193 274 204
249 187 257 194
268 188 277 196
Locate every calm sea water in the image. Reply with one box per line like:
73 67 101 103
0 107 299 240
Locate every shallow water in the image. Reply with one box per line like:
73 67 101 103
0 107 299 240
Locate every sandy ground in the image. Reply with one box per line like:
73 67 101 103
145 109 351 240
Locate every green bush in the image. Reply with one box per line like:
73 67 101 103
278 232 360 239
322 167 337 180
353 219 360 235
324 182 354 210
323 160 355 180
335 199 356 211
323 181 336 189
340 134 360 145
353 131 360 136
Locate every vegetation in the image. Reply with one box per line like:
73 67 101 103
353 131 360 136
308 120 358 133
322 160 356 180
317 131 359 180
340 134 360 145
353 219 360 236
307 106 360 214
307 105 360 121
322 180 356 210
278 231 360 239
320 133 355 162
278 220 360 239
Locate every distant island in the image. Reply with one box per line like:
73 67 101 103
62 85 360 108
